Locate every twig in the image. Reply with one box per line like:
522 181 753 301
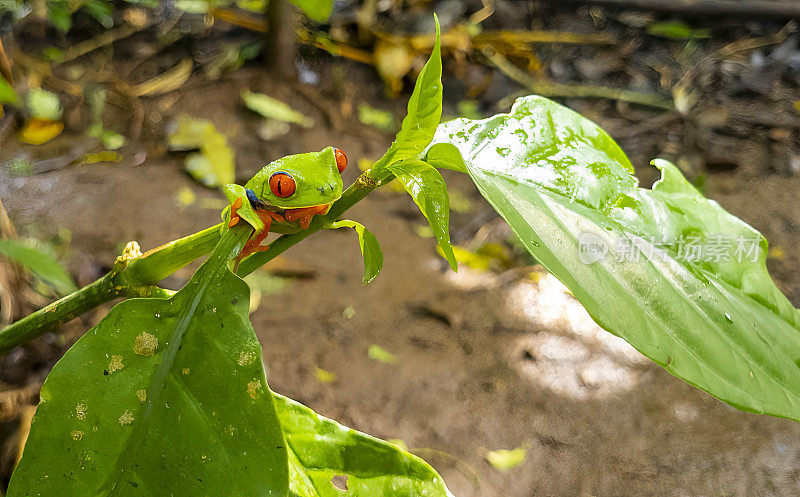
0 197 25 324
675 21 795 95
0 35 13 84
210 6 267 32
558 0 800 20
483 48 673 110
475 29 614 45
57 22 146 65
0 383 40 422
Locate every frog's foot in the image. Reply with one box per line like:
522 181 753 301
229 197 243 227
236 209 286 260
284 204 329 230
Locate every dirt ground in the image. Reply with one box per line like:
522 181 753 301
3 5 800 496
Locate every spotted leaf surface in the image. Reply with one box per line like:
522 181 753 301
8 227 288 496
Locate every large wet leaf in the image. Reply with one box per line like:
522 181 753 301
274 394 450 497
8 226 289 495
431 95 800 421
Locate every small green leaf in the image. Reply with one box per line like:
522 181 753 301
168 115 235 188
368 344 398 364
8 227 289 495
99 129 126 150
82 0 114 28
330 220 383 284
313 367 336 383
46 1 72 32
167 114 212 151
285 0 333 22
26 88 63 120
374 15 442 171
0 75 19 104
0 239 75 294
357 104 397 133
275 393 449 497
387 159 457 271
647 21 710 40
424 142 467 173
174 0 208 14
486 447 526 471
242 91 314 128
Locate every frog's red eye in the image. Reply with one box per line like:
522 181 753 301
334 148 347 173
269 172 296 198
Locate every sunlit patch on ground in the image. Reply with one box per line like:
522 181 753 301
443 265 499 291
507 273 648 399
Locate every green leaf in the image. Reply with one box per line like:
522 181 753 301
374 15 442 172
242 91 314 128
26 88 63 120
367 344 398 364
174 0 209 14
8 227 289 495
82 0 114 29
486 447 526 472
387 159 457 271
425 142 467 173
431 95 800 421
330 220 383 284
168 115 236 188
47 1 72 32
167 114 212 151
0 75 19 104
0 239 76 294
646 21 710 40
286 0 333 22
275 393 450 497
357 104 397 133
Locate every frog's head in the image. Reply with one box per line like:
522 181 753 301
257 146 346 209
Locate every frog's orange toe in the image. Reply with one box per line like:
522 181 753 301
229 197 244 227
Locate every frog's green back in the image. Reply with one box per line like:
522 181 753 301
246 146 344 208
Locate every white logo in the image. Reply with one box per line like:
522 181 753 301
578 231 608 264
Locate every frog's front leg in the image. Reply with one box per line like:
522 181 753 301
284 204 330 230
236 208 285 260
223 184 265 233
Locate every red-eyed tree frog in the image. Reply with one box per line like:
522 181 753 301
222 146 348 258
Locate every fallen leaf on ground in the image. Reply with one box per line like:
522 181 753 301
368 344 398 364
486 447 526 471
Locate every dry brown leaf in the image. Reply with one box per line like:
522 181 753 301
132 59 193 97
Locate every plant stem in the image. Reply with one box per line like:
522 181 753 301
0 225 220 354
0 170 390 355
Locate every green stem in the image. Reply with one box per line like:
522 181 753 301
0 170 389 355
0 225 221 354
